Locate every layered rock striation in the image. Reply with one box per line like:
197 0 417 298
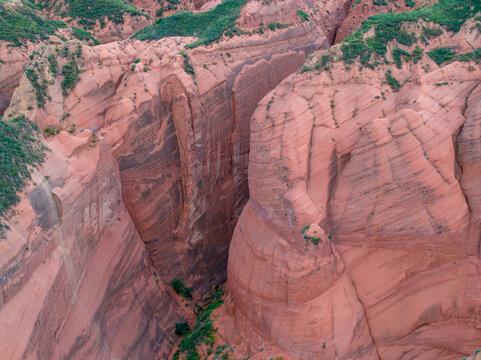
226 8 481 359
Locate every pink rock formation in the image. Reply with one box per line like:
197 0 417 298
0 131 183 359
0 1 354 357
5 0 351 294
225 19 481 360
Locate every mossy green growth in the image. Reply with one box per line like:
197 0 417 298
133 0 248 48
0 115 47 233
0 1 66 46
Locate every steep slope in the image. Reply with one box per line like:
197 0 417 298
0 122 184 358
225 1 481 359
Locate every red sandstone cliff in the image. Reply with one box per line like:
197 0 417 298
0 0 352 357
224 12 481 360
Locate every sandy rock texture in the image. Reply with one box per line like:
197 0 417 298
0 130 183 359
225 18 481 360
0 1 354 357
5 0 351 294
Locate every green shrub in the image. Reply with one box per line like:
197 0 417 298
25 68 48 108
71 27 100 45
171 278 193 299
175 322 191 336
297 9 309 22
373 0 387 5
427 47 456 65
64 0 147 25
0 115 47 233
386 70 401 92
266 22 289 31
405 0 416 8
177 286 225 360
133 0 248 48
340 0 481 67
392 48 410 68
61 59 81 95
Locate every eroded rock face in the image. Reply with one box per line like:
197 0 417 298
5 0 350 294
0 131 183 359
225 19 481 360
0 2 353 356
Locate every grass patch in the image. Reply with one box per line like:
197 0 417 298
0 1 66 46
133 0 248 48
0 115 47 233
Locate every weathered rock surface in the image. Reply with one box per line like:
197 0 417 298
0 0 355 357
0 131 183 359
225 18 481 360
5 0 350 294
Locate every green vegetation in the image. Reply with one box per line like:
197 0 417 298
71 27 100 45
340 0 481 67
405 0 416 8
0 1 66 46
179 51 194 74
373 0 387 5
0 115 47 233
175 286 225 360
301 225 321 246
386 70 401 92
133 0 248 48
171 278 193 299
35 0 147 27
427 47 456 65
61 60 81 95
26 68 48 108
47 54 58 76
266 22 289 31
175 322 191 336
297 9 309 22
392 46 423 68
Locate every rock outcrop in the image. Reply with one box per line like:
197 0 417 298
225 11 481 360
5 0 351 294
0 0 355 357
0 130 183 359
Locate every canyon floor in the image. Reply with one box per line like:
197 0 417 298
0 0 481 359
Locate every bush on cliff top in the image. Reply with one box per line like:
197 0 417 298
0 115 47 232
133 0 248 48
